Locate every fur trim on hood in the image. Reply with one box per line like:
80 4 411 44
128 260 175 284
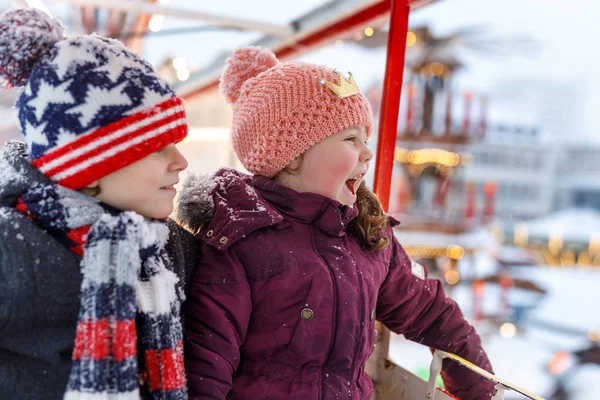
174 173 217 234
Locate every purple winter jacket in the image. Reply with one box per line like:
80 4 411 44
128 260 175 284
180 169 495 400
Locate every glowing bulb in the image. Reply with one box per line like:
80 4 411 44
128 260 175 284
148 15 164 33
444 270 460 285
406 31 417 46
429 62 445 76
499 323 516 338
446 245 465 260
176 68 190 81
172 57 186 70
364 27 374 37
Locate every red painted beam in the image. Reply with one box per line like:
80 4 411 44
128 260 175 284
372 0 410 211
181 0 393 101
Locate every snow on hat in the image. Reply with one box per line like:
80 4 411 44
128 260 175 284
0 8 188 189
220 46 373 178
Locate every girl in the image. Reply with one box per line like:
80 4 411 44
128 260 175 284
179 46 495 400
0 8 198 400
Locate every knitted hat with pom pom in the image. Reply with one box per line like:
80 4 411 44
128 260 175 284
0 8 187 189
220 46 373 178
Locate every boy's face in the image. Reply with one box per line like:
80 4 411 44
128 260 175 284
93 144 188 219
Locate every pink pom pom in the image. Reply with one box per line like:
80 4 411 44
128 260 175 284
220 46 280 104
0 8 65 87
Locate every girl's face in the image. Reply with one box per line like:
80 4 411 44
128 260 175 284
278 125 372 206
90 144 188 219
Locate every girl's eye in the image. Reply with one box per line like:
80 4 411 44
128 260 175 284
345 136 356 142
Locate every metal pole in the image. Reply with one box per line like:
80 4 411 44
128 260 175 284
53 0 294 37
373 0 410 210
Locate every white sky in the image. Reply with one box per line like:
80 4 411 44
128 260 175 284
136 0 600 143
2 0 600 143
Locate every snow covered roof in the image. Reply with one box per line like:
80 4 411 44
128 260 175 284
522 208 600 243
394 226 499 251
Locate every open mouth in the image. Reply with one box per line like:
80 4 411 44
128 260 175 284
344 173 365 196
160 182 178 191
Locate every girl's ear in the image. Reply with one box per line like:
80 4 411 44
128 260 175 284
287 155 302 172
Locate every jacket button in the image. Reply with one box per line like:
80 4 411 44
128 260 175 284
219 236 229 245
370 310 376 321
301 308 314 321
206 230 214 238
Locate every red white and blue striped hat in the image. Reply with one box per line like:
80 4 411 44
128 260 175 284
0 8 188 189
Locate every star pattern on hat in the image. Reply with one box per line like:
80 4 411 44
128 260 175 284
125 88 173 115
26 79 75 121
24 120 49 148
55 128 79 148
50 40 99 80
17 35 176 160
94 62 128 84
66 81 133 127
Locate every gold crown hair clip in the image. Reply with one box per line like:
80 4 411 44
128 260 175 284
320 70 360 99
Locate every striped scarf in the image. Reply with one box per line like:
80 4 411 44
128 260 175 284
4 141 187 399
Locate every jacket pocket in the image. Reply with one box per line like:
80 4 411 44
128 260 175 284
285 272 332 363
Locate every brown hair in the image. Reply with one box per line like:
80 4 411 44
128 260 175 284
348 182 390 252
79 184 101 197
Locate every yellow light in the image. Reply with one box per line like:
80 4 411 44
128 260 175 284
428 62 446 77
408 164 424 177
577 251 592 267
444 270 460 285
499 322 517 338
364 27 374 37
589 328 600 342
176 68 190 81
446 245 465 260
405 148 461 167
406 31 417 47
560 250 576 266
514 225 528 247
148 15 164 32
172 57 186 70
548 232 563 255
395 147 409 162
590 233 600 254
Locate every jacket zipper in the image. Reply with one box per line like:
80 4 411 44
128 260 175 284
311 225 337 400
348 237 366 396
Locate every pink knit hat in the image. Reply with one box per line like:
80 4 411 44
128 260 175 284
220 46 373 178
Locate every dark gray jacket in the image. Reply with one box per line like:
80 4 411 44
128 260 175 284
0 148 200 399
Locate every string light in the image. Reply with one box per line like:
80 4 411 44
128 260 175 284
499 323 517 338
172 57 186 70
407 31 417 46
176 68 190 81
444 270 460 285
148 15 165 32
